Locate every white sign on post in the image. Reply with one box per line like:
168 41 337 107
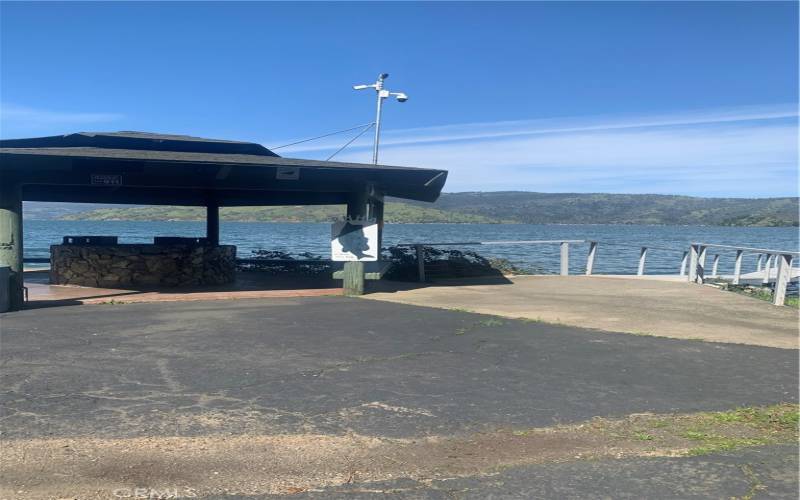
331 218 379 262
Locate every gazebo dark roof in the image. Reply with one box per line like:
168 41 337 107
0 131 281 156
0 131 447 205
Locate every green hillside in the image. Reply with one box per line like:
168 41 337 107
401 192 800 227
59 203 499 224
58 192 799 226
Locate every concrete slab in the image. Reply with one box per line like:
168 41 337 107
22 269 342 307
365 275 800 349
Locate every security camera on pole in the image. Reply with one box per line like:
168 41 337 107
353 73 408 165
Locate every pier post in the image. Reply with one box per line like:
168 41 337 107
679 251 688 276
585 241 597 275
756 254 763 272
711 254 720 278
762 254 773 285
343 260 365 295
0 179 23 311
637 247 647 276
732 250 743 285
560 242 569 276
773 254 793 306
698 245 707 283
689 244 706 284
343 190 369 296
415 244 426 282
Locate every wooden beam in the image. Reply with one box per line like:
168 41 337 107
206 204 219 246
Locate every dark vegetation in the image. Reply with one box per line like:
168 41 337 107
238 250 330 275
382 246 533 281
718 282 800 308
239 247 529 281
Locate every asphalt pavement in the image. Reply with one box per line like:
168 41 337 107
237 444 799 499
1 297 796 440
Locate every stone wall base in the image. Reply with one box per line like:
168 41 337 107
50 244 236 288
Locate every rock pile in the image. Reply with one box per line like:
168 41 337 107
50 244 236 287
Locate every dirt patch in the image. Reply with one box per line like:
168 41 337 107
2 404 796 499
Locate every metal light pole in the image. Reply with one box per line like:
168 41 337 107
353 73 408 164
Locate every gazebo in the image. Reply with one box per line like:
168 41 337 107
0 131 447 310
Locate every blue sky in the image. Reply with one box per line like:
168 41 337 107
1 2 797 197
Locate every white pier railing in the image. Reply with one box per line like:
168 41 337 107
400 240 799 306
688 243 799 306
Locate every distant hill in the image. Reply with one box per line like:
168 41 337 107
403 192 800 226
24 202 126 220
48 192 799 226
57 204 498 224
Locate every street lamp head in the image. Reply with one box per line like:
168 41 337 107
352 73 407 164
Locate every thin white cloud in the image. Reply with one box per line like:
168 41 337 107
1 103 123 134
273 104 799 197
270 103 797 154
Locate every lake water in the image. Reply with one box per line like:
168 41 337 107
23 220 799 275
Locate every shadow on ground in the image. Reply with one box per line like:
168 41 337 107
23 268 515 309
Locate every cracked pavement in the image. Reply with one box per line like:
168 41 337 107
0 296 797 497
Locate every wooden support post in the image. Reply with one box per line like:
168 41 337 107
342 191 369 296
585 241 597 275
637 247 647 276
206 203 219 246
711 254 720 278
342 263 365 294
343 261 365 295
762 254 773 285
756 254 763 272
0 180 23 311
560 242 569 276
679 251 688 276
415 244 426 282
732 250 743 285
773 254 793 306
